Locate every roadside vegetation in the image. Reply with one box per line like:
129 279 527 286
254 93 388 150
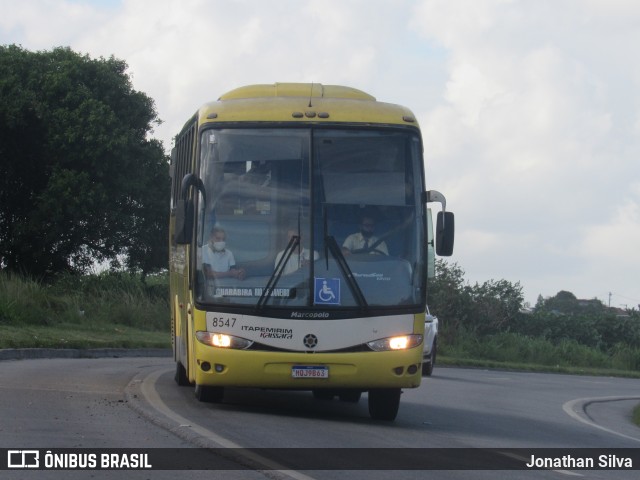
429 260 640 377
2 261 639 380
0 271 169 349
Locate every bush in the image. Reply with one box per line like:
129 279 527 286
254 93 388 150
507 312 640 352
610 343 640 371
0 272 71 325
0 271 168 331
440 329 615 369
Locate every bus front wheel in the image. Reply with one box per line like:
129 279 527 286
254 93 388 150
194 384 224 403
175 362 190 386
368 388 401 421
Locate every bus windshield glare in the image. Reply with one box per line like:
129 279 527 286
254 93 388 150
194 128 426 311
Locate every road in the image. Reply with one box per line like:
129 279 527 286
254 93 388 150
1 356 639 479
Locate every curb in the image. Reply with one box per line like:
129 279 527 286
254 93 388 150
0 348 172 361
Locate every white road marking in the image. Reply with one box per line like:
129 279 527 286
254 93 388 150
135 367 318 480
562 395 640 443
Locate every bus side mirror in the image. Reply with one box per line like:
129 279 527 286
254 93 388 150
174 173 205 245
436 211 455 256
175 198 194 245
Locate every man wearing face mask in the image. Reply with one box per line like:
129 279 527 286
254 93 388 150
203 227 246 280
342 214 389 255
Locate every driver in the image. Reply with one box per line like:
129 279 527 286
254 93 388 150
342 214 388 255
203 227 246 280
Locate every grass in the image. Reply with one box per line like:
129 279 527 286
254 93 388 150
436 355 640 379
0 271 170 350
633 404 640 428
438 329 640 377
0 323 169 349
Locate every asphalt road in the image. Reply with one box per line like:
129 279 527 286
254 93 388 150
1 355 639 480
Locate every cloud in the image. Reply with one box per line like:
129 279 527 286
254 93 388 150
411 0 640 303
0 0 111 47
44 0 415 148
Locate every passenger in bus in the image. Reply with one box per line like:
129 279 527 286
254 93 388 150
275 228 319 275
342 214 389 255
203 227 246 280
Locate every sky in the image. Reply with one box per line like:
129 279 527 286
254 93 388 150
1 0 639 308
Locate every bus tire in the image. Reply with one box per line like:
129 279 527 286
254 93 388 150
175 362 190 386
194 384 224 403
368 388 401 421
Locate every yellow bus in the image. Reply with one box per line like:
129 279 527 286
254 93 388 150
169 83 454 420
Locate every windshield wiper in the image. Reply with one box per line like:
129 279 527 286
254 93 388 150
256 234 299 311
321 204 368 310
325 235 369 310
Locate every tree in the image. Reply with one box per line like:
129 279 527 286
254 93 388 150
0 45 168 277
427 260 473 340
468 278 524 334
427 259 524 338
536 290 606 315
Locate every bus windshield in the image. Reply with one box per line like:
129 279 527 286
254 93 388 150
195 128 426 312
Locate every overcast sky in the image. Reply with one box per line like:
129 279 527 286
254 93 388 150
2 0 639 308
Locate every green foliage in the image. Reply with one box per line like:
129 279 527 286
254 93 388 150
0 273 61 325
427 260 473 341
468 278 524 334
441 329 612 368
508 312 640 352
0 323 169 349
535 290 607 315
428 259 524 338
608 343 640 371
0 271 168 331
0 45 169 277
428 259 640 372
633 403 640 427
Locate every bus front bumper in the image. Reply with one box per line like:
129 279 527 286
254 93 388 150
193 344 423 389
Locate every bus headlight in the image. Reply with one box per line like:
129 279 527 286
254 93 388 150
367 334 423 352
196 331 253 350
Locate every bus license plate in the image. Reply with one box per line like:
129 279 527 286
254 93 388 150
292 366 329 379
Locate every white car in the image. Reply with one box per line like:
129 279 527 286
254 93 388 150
422 306 438 376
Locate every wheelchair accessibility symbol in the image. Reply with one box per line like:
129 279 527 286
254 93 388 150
314 278 340 305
